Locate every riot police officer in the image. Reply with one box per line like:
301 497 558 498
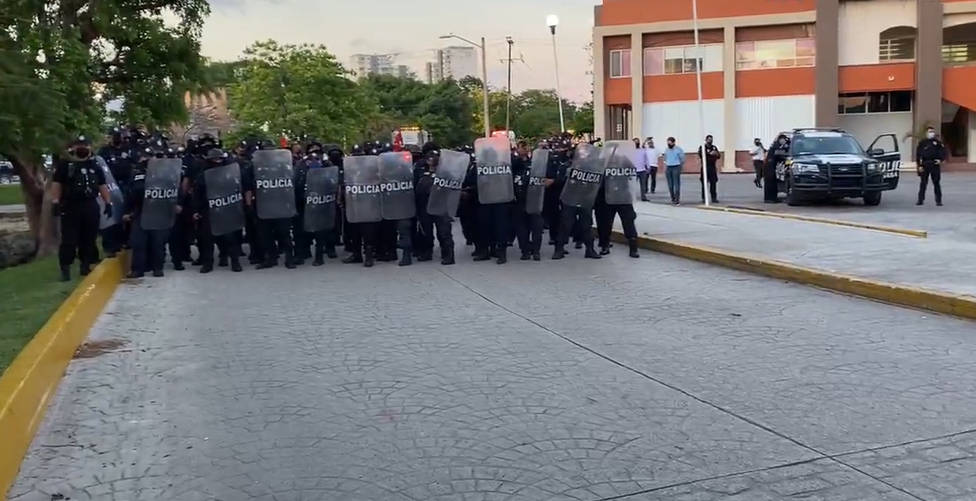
511 144 544 261
764 134 790 203
51 136 113 281
96 127 132 258
124 147 173 278
916 126 947 206
414 146 456 265
193 148 244 273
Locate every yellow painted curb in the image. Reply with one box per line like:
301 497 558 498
0 255 125 497
612 231 976 320
697 205 928 238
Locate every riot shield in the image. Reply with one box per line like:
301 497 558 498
96 156 124 229
559 143 607 209
304 166 339 233
344 156 382 223
604 141 640 205
525 149 549 215
140 158 181 230
204 163 245 236
426 150 469 217
379 151 416 220
253 149 296 220
475 136 515 205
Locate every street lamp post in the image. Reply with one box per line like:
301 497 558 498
547 14 566 133
440 34 491 138
692 0 710 206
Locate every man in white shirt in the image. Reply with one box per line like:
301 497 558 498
642 137 663 200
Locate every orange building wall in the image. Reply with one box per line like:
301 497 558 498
598 0 816 26
644 73 724 102
838 63 916 93
736 67 815 97
943 66 976 111
606 78 633 105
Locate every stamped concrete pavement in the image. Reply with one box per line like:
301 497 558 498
9 241 976 500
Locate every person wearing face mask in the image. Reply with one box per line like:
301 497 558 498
697 135 720 204
750 138 766 189
50 135 114 281
193 148 245 273
123 146 176 278
642 137 662 200
916 127 947 206
764 134 790 203
663 137 685 205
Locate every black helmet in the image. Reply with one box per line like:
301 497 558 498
204 148 224 162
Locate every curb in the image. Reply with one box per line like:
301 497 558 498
0 255 125 496
611 231 976 320
697 205 928 238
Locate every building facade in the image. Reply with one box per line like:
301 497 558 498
593 0 976 170
349 53 399 78
438 46 478 81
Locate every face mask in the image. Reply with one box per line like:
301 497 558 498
74 147 91 159
927 132 936 139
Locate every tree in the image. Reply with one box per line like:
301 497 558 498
228 40 377 146
570 101 595 135
359 75 477 148
0 0 209 254
510 89 578 141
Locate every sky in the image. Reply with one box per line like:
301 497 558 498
198 0 601 103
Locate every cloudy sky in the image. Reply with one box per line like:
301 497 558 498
199 0 600 103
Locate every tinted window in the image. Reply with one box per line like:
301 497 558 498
792 135 864 155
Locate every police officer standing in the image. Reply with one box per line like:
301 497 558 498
124 147 173 278
193 148 245 273
414 146 457 265
96 127 132 258
698 135 720 204
51 136 114 281
916 126 947 206
764 134 790 203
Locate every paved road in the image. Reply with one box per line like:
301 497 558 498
651 172 975 243
10 241 976 500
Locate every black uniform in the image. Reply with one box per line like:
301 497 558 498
543 148 569 244
53 157 106 276
765 139 789 203
916 137 947 205
96 143 132 256
511 153 544 260
554 159 599 260
293 156 337 265
125 163 170 277
594 183 639 258
698 143 720 203
458 161 479 246
414 170 455 265
193 159 243 272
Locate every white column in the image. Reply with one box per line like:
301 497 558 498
631 31 644 140
722 25 737 172
593 35 606 141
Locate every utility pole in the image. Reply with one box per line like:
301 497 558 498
504 37 514 133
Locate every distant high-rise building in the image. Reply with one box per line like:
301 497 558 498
396 65 412 79
438 46 478 81
349 53 400 78
425 61 444 84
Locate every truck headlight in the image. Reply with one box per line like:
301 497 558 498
866 162 879 172
791 163 820 174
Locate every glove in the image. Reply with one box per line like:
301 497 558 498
103 202 113 218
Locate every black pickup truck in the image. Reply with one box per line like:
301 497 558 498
772 128 901 206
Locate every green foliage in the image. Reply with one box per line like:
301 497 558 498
0 185 24 205
228 40 378 146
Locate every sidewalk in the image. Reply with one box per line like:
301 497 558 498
628 202 976 299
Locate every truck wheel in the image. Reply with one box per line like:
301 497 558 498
863 191 882 206
786 181 801 206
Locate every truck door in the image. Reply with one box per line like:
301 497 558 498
867 134 901 190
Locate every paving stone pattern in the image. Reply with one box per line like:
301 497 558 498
9 243 976 500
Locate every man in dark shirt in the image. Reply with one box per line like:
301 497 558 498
51 135 113 281
916 126 948 206
697 134 720 204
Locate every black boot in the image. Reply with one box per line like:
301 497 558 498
399 250 412 267
473 247 491 261
552 244 566 260
126 271 144 279
574 241 583 250
231 257 243 272
152 269 165 278
417 251 433 262
496 246 507 265
257 258 276 270
532 250 541 261
342 252 363 264
628 239 640 258
520 251 531 261
60 266 71 282
173 262 185 271
218 256 228 267
200 263 213 274
441 247 455 265
325 245 337 259
284 252 296 269
599 245 610 256
584 244 602 259
79 263 91 276
364 246 375 268
313 251 324 267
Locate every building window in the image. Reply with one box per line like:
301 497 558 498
838 91 912 114
942 42 976 64
735 38 815 70
879 27 916 61
644 44 722 76
609 49 632 78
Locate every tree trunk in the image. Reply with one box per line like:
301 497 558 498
10 154 58 257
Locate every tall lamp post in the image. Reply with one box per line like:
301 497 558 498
547 14 566 133
440 34 491 138
692 0 710 206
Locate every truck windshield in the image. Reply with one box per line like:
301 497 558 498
792 135 863 155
